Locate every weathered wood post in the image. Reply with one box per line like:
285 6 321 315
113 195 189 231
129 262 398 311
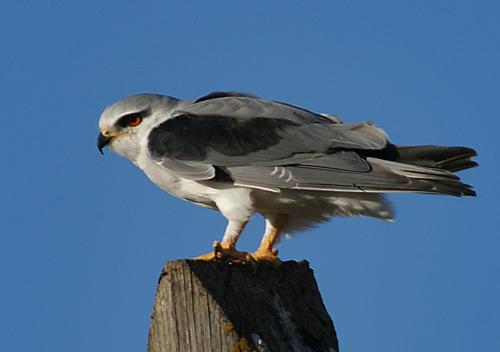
148 260 338 352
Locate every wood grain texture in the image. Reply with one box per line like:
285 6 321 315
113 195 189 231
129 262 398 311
148 260 338 352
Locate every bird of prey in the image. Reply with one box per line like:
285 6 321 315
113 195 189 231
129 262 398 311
97 92 477 262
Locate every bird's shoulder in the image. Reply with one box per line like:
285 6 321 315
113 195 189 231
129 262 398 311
175 91 334 125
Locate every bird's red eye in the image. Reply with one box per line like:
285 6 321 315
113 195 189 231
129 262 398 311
128 116 142 127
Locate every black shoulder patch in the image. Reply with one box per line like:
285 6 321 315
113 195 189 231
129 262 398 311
194 91 259 103
148 113 298 162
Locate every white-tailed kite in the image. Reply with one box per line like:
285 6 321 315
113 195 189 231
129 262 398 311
97 92 477 262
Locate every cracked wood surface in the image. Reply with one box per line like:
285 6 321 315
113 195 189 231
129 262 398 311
148 260 338 352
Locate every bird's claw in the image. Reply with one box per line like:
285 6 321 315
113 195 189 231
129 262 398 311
195 241 250 262
246 247 281 264
196 242 281 264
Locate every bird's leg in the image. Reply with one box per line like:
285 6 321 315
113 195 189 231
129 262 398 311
248 213 287 262
195 220 249 261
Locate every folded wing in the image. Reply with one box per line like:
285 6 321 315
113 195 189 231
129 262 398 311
147 93 476 197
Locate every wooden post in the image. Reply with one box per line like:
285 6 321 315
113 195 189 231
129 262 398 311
148 260 339 352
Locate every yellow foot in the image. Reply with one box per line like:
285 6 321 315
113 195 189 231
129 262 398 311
246 248 281 263
195 241 250 262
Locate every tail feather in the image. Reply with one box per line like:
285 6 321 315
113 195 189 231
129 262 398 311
395 145 478 172
368 157 476 197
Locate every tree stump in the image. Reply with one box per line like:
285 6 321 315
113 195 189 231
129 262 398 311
148 259 339 352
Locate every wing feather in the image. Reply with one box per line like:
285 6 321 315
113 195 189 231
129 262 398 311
186 93 337 124
146 93 475 196
228 155 475 196
147 110 387 180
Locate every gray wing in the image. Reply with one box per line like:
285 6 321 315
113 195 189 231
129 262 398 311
147 92 474 196
180 92 338 124
147 108 387 179
228 156 473 196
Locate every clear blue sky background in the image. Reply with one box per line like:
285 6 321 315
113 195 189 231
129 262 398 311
1 1 498 351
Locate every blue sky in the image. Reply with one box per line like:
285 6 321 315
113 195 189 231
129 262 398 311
1 1 498 351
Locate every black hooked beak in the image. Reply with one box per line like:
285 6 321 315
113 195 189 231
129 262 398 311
97 133 112 154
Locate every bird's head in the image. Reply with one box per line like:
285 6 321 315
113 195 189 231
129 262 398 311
97 94 178 162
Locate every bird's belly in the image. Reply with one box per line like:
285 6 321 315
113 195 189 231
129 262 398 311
252 189 392 219
175 179 220 208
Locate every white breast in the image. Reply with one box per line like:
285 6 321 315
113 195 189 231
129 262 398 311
137 149 222 208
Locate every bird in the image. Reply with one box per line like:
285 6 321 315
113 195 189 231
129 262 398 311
97 91 477 262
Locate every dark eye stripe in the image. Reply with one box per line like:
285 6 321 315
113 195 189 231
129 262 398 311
116 108 151 128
